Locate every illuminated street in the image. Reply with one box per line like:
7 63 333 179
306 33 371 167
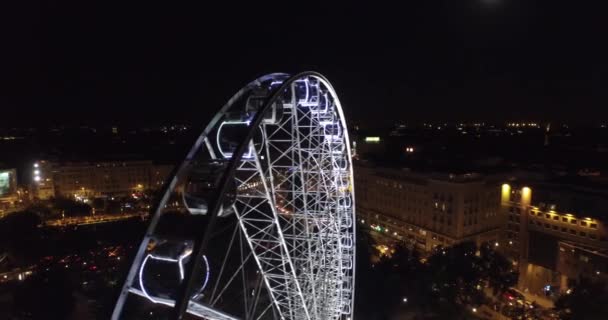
44 212 146 227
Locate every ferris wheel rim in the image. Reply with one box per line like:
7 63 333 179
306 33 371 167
112 72 355 320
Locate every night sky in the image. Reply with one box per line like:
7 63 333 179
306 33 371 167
2 0 607 127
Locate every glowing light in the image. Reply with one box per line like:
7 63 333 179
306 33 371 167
402 297 408 303
364 136 380 143
521 186 532 205
501 184 511 203
34 163 39 168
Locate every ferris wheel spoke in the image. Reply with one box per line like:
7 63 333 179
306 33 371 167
112 73 355 320
208 222 240 304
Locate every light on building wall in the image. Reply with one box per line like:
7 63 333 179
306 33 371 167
364 136 380 143
501 184 511 203
521 186 532 205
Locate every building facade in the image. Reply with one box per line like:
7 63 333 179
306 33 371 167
355 164 502 252
31 160 174 199
0 168 19 215
500 183 608 295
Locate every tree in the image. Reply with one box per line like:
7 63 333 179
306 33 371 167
52 197 92 217
12 269 76 319
555 277 608 320
479 243 518 295
354 228 394 319
0 210 43 264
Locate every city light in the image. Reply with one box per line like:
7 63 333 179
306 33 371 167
364 136 381 143
501 183 511 203
521 186 532 205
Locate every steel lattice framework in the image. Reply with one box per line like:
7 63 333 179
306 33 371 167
112 72 355 320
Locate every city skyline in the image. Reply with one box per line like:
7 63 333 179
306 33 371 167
2 1 608 319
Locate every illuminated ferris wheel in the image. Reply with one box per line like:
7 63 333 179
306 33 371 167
112 72 356 320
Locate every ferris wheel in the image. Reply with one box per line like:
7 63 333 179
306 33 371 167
112 72 356 320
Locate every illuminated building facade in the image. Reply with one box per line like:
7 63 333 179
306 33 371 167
356 136 386 158
355 164 502 252
0 168 18 214
31 160 173 199
501 183 608 295
31 161 55 200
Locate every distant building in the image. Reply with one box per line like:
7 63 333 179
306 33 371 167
356 136 386 159
500 183 608 296
31 160 174 199
0 168 19 214
31 161 55 200
0 168 16 197
355 164 502 252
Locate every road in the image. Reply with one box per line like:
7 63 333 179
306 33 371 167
44 212 146 227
